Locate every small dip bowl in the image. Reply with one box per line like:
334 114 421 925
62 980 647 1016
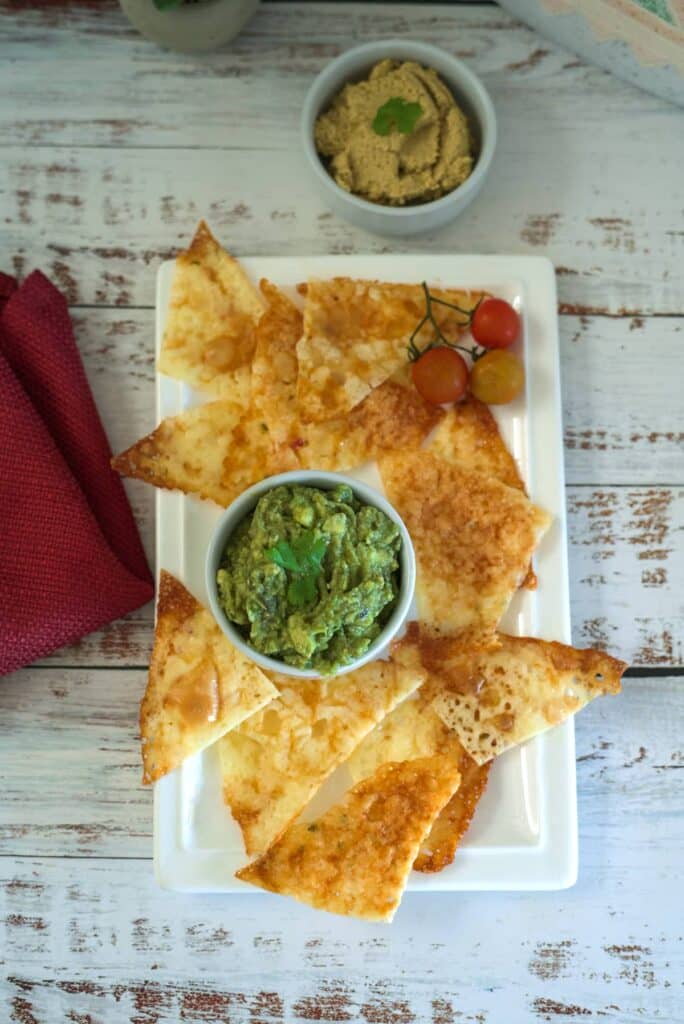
205 470 416 679
301 39 497 237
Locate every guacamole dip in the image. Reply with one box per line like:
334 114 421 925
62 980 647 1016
216 483 401 674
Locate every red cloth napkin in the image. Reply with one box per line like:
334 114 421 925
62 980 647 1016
0 270 154 676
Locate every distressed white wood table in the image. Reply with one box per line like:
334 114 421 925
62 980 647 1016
1 2 682 1021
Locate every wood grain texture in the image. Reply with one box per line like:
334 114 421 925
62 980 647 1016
568 487 684 667
12 307 678 670
1 666 680 861
2 4 683 314
29 483 684 670
1 679 682 1020
0 2 682 1016
65 307 684 488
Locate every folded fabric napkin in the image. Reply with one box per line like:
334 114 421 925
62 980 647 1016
0 270 154 676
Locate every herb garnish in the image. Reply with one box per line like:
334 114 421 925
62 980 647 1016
266 531 328 608
407 282 485 363
372 97 423 136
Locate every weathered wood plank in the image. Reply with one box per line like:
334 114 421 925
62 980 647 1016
561 316 684 487
66 307 684 489
0 2 676 153
0 661 680 860
568 486 684 667
1 6 683 313
3 147 681 316
0 668 151 858
1 680 681 1020
23 303 683 668
33 479 684 669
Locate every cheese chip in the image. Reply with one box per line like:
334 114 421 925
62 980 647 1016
250 279 302 445
158 220 264 402
429 396 525 492
426 630 626 764
140 572 278 784
429 397 537 588
297 377 445 472
112 402 299 508
346 689 490 873
251 280 445 468
415 745 490 872
379 451 552 635
297 278 485 423
219 640 425 854
236 756 462 921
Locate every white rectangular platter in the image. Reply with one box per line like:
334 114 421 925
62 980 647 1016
154 253 575 893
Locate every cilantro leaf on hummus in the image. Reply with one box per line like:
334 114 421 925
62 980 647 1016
372 96 423 136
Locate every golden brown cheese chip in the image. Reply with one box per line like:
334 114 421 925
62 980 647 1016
140 572 278 784
346 687 490 873
416 746 490 872
251 281 445 469
297 278 485 423
158 220 264 401
112 401 299 507
426 630 627 764
428 397 537 589
236 756 462 921
429 396 525 492
297 379 445 471
250 279 302 445
379 451 552 635
219 639 425 854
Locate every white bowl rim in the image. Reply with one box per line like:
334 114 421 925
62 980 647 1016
205 469 416 679
300 37 497 218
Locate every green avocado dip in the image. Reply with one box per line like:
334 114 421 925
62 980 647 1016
216 483 401 675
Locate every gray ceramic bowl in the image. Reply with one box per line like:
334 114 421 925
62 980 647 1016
205 470 416 678
301 39 497 237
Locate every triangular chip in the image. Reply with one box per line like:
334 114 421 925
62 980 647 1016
236 755 461 921
414 743 490 872
346 682 490 873
428 396 525 492
250 278 303 445
428 397 537 588
379 451 552 634
296 378 446 472
140 571 278 783
112 402 299 507
296 278 485 423
158 220 264 402
251 280 445 468
219 639 425 854
424 630 626 764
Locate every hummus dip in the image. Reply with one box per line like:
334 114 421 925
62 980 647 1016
314 59 474 206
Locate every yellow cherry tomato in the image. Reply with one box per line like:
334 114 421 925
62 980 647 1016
470 350 525 405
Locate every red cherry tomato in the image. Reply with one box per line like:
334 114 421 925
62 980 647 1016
471 298 520 349
411 347 469 405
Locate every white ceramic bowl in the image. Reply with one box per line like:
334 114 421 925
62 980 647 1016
119 0 260 54
301 39 497 237
205 470 416 678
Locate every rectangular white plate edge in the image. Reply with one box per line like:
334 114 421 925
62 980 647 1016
153 254 576 893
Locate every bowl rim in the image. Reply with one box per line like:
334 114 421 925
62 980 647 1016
204 469 416 679
300 37 497 219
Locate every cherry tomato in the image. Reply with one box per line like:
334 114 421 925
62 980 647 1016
470 350 525 405
412 347 469 405
471 298 520 349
